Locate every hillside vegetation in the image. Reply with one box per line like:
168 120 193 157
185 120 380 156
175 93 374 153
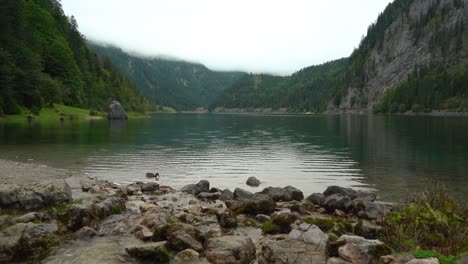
89 44 245 110
0 0 151 116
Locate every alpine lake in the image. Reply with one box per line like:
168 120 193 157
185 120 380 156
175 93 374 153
1 113 467 202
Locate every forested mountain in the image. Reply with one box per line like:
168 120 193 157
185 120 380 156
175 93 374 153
89 44 245 110
210 59 348 112
0 0 150 115
212 0 468 113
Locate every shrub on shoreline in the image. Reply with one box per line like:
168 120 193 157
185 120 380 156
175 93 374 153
380 184 468 256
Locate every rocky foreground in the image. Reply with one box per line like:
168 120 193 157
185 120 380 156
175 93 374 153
0 175 462 264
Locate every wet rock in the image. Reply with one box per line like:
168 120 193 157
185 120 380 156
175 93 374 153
125 241 171 262
197 192 221 200
234 188 255 200
284 185 304 201
324 186 357 200
74 227 97 240
246 177 261 187
260 187 292 202
181 180 210 195
220 189 234 201
168 230 204 252
210 187 222 193
307 193 326 206
355 201 392 220
205 236 256 264
355 190 377 202
108 100 128 119
337 235 391 264
126 182 144 195
141 182 159 193
323 194 353 212
217 211 237 229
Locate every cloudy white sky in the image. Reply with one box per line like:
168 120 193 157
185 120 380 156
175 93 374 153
61 0 393 75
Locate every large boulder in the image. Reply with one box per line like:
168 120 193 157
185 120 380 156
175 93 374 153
0 222 58 263
336 235 391 264
0 180 72 210
205 236 256 264
354 201 392 220
108 100 128 120
284 186 304 201
168 230 204 252
324 186 358 200
226 193 276 215
234 188 255 200
181 180 210 196
125 241 171 262
307 193 326 206
260 187 292 202
323 194 353 212
259 225 328 264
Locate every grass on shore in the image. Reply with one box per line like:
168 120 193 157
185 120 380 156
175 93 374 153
0 104 149 124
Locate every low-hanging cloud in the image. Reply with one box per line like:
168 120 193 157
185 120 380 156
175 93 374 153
61 0 393 75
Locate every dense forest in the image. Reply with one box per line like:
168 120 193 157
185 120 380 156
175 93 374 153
0 0 150 115
210 59 349 112
212 0 467 113
89 44 245 110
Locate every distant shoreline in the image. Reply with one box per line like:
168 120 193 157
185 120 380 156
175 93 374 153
173 109 468 117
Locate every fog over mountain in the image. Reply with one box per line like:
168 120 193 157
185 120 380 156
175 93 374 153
61 0 392 75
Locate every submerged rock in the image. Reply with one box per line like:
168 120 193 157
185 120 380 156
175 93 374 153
246 177 261 187
108 100 128 120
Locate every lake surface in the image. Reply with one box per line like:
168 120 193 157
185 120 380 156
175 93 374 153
1 113 467 202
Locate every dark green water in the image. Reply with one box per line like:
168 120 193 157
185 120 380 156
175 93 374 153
1 113 467 202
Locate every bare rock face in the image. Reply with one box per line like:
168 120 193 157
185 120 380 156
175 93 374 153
108 100 128 120
205 236 256 264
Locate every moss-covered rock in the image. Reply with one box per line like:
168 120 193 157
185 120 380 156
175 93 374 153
125 241 172 263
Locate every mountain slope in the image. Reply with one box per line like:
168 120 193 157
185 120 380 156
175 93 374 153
0 0 150 115
89 44 245 110
211 58 348 112
212 0 468 113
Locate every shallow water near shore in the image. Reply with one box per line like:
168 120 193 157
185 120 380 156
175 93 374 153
0 113 467 202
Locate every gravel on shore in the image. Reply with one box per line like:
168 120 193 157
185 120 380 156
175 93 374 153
0 158 74 185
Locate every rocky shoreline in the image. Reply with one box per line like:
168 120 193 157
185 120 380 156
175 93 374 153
1 165 463 264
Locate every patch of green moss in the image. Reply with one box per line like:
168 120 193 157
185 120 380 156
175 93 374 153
243 218 258 227
262 220 281 235
410 250 461 264
13 234 59 262
368 244 392 262
152 246 172 263
303 218 335 232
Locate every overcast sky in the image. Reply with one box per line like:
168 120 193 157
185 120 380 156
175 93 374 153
61 0 393 75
